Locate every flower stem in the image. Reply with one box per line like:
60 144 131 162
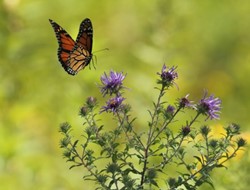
140 85 166 187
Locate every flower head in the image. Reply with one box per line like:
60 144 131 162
200 125 211 137
163 105 175 119
209 139 218 149
178 94 196 109
100 71 126 96
86 97 97 108
100 96 125 114
226 123 240 135
166 105 175 114
181 125 191 136
197 91 221 120
157 64 178 88
79 106 89 117
237 137 247 148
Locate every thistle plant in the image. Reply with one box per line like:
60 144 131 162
59 64 246 190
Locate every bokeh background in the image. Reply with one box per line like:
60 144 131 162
1 0 250 189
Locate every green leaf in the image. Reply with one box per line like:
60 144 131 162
203 178 215 189
216 164 227 169
73 140 79 148
150 179 159 187
194 156 203 164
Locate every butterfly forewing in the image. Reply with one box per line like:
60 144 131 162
49 18 93 75
75 18 93 53
49 19 75 72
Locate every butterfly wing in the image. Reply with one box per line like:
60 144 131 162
49 19 76 75
75 18 93 54
67 18 93 74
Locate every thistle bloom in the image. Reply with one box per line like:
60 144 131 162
157 64 178 87
100 71 126 96
166 105 175 115
179 94 196 109
100 96 125 113
163 105 175 119
197 92 221 120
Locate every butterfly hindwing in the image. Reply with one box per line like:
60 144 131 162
49 18 93 75
68 46 92 74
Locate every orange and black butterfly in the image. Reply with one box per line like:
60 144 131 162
49 18 93 75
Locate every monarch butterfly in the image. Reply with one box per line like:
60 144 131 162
49 18 93 75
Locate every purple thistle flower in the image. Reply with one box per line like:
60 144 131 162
179 94 196 109
100 71 126 96
100 96 125 113
166 105 175 115
163 105 175 119
197 91 222 120
157 64 178 87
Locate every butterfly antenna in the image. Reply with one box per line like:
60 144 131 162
90 48 108 69
93 48 109 54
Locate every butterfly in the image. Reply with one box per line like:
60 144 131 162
49 18 93 75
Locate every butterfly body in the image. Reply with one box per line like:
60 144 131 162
49 18 93 75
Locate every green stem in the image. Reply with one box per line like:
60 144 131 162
140 85 166 187
150 106 181 145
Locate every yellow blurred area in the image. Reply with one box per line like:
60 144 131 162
0 0 250 189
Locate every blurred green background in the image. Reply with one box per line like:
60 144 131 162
1 0 250 189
